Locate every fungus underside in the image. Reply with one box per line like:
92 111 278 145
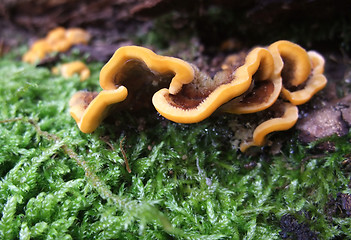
112 59 174 110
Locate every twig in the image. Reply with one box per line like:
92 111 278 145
300 154 327 173
0 117 25 124
99 136 115 150
120 136 131 173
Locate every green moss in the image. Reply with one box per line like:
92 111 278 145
0 50 350 239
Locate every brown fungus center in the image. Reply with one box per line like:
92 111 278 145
238 80 275 105
70 91 99 111
281 55 297 89
168 64 244 110
113 59 175 111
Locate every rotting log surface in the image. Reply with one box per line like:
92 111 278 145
1 0 351 51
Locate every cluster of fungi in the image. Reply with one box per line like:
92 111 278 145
22 32 327 152
23 27 90 64
68 40 327 152
23 27 91 81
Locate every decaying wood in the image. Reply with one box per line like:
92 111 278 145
297 95 351 143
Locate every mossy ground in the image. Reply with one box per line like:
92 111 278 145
0 47 351 239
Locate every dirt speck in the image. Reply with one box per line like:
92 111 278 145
325 193 351 219
279 213 319 240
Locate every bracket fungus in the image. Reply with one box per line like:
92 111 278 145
69 41 327 151
70 45 194 133
219 47 282 114
69 88 128 133
22 27 90 64
52 61 90 81
219 41 327 151
153 47 276 123
239 102 299 152
268 40 327 105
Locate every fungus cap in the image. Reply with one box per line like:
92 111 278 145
46 27 66 44
220 48 282 114
22 27 91 64
153 47 274 123
280 51 327 105
240 102 299 152
65 28 91 45
70 46 194 132
22 39 51 64
268 40 312 87
69 88 128 133
53 61 90 81
99 46 195 93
